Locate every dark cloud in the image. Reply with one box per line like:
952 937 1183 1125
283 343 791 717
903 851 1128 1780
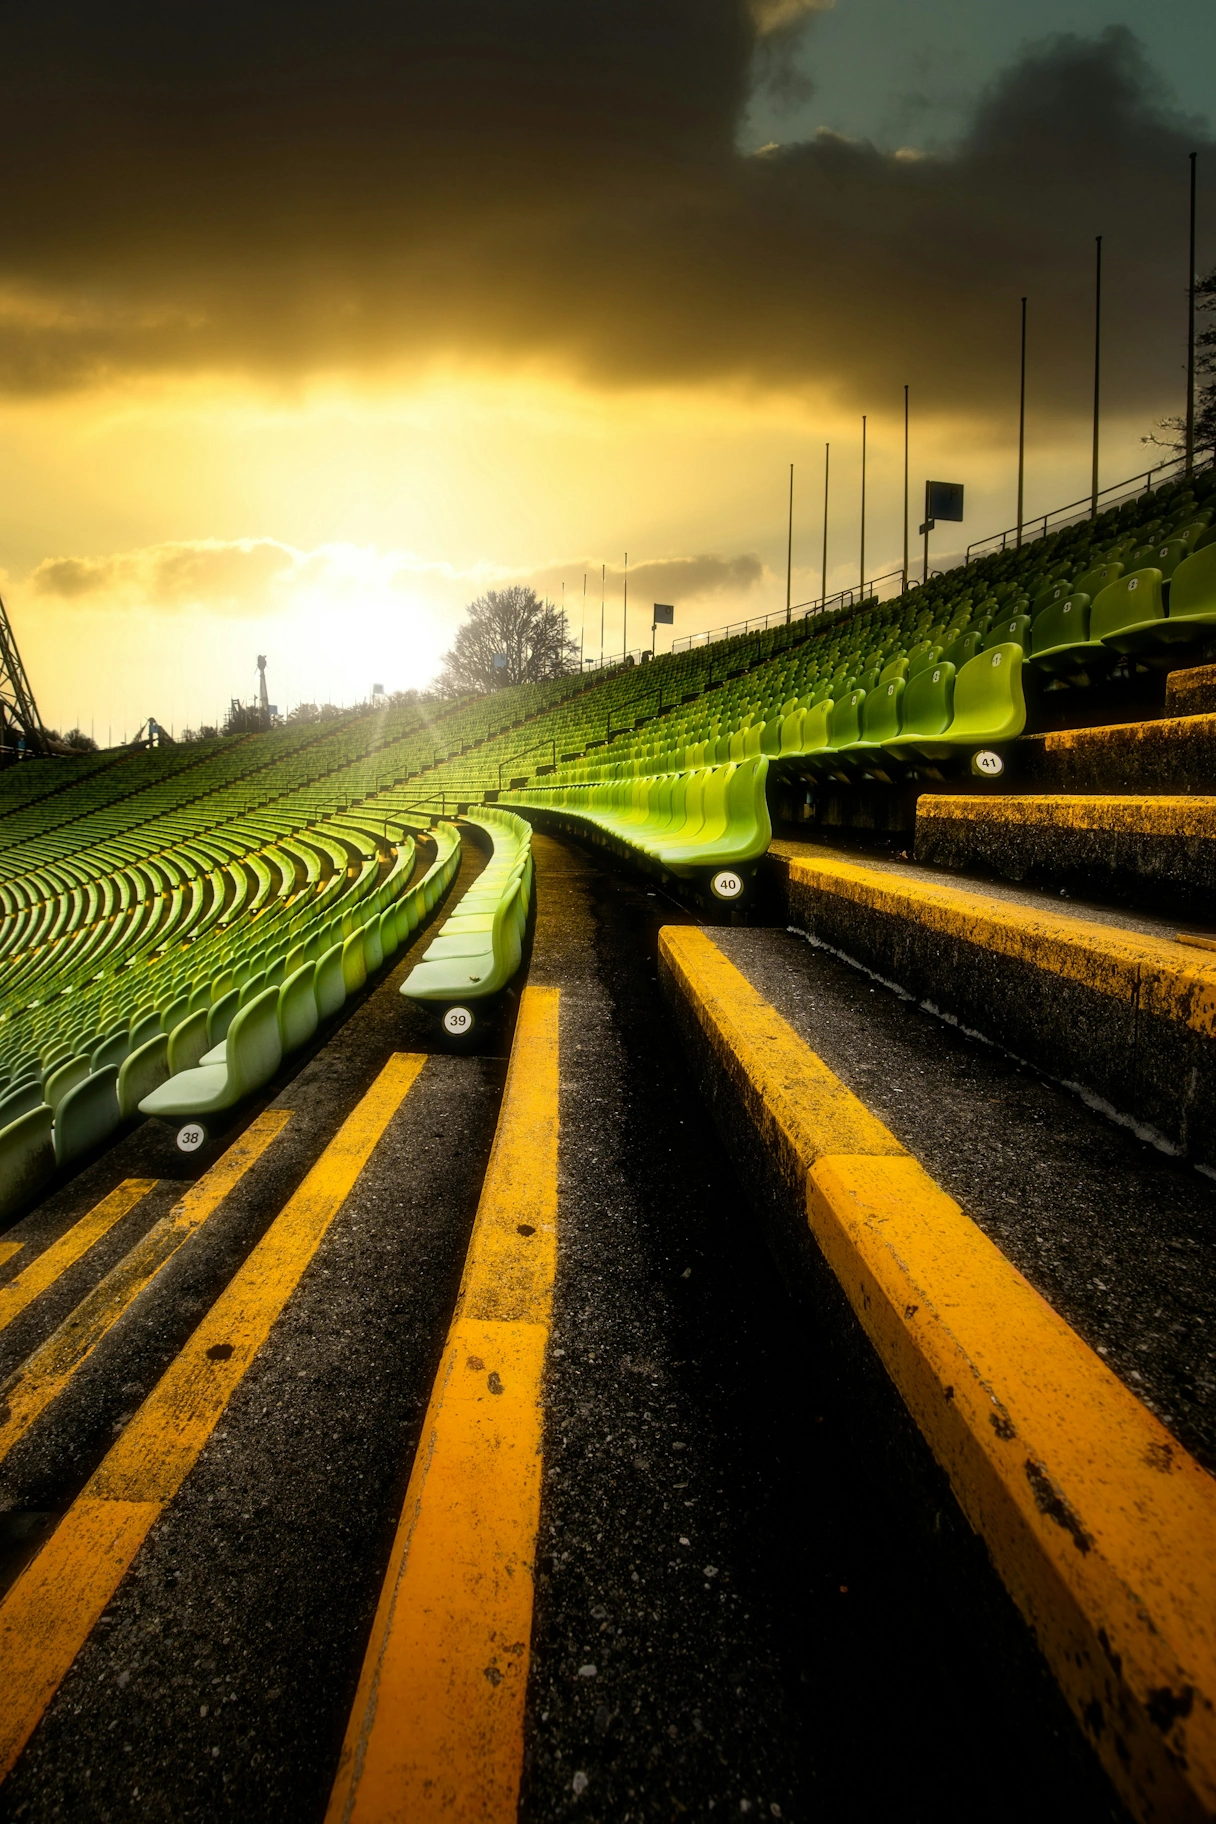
0 6 1207 422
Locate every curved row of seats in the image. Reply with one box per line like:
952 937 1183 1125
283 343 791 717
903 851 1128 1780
0 824 461 1215
401 810 532 1008
502 756 771 882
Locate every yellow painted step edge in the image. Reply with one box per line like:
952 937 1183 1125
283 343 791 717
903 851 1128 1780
767 842 1216 1041
659 923 1216 1824
0 1054 425 1785
916 793 1216 840
328 984 561 1824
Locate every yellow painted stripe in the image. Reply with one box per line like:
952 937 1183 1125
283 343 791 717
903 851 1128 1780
0 1111 290 1470
328 986 560 1824
915 792 1216 840
0 1180 157 1334
0 1053 425 1783
767 840 1216 1041
0 1242 21 1268
659 924 1216 1824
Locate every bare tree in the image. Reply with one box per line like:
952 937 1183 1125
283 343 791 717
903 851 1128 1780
1145 262 1216 460
437 586 577 694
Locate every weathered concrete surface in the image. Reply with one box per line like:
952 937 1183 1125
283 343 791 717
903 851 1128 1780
1013 711 1216 794
765 840 1216 1166
1166 663 1216 718
913 793 1216 916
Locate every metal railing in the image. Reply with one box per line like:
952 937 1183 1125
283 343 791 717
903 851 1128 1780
963 449 1212 566
670 568 905 654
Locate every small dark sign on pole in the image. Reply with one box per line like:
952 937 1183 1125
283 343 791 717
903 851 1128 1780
652 602 674 655
919 481 964 581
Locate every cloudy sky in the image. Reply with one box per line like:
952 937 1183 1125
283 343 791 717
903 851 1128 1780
3 0 1212 735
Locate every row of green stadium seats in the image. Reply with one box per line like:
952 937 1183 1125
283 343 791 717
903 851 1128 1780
401 810 532 1005
0 824 461 1212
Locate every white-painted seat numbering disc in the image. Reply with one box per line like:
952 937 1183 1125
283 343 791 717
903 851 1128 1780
972 749 1005 778
177 1122 207 1153
711 871 744 901
443 1006 474 1036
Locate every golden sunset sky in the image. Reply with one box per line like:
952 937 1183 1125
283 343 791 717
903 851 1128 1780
2 0 1212 736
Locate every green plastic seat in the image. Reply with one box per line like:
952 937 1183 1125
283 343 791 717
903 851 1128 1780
1166 543 1216 633
91 1030 130 1072
1090 569 1172 652
1029 594 1098 673
168 1008 211 1074
941 631 983 671
207 989 241 1046
1145 538 1189 582
884 662 955 755
1073 562 1124 601
858 677 905 744
402 878 523 1002
362 918 384 974
915 644 1026 753
139 986 283 1119
982 613 1032 655
118 1034 171 1118
0 1105 55 1221
341 930 367 995
315 943 347 1018
54 1066 121 1166
279 963 319 1053
0 1078 46 1129
44 1054 92 1111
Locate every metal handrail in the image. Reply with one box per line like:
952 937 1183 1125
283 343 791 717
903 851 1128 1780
964 449 1211 564
670 568 904 653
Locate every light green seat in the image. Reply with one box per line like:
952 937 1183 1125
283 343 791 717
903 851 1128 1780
139 987 283 1119
362 918 384 974
44 1054 92 1111
884 662 955 757
1073 561 1124 601
981 613 1032 655
378 907 400 959
207 988 241 1046
0 1078 46 1129
652 758 771 874
91 1030 131 1072
168 1008 211 1075
0 1106 55 1221
54 1066 121 1167
914 644 1026 754
856 677 905 746
1166 543 1216 633
1090 569 1172 653
341 930 367 995
401 878 523 1001
1029 593 1099 673
129 1009 163 1051
279 963 319 1053
118 1034 170 1118
315 943 347 1019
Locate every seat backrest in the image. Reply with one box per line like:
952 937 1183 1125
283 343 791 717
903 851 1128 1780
1090 569 1164 641
227 987 284 1100
941 631 982 671
898 662 955 738
862 677 904 742
44 1053 91 1111
0 1077 46 1128
279 963 319 1055
168 1007 210 1075
207 987 241 1047
946 644 1025 741
1031 593 1089 654
1073 561 1124 600
1168 543 1216 620
118 1033 170 1118
54 1066 121 1167
906 643 943 681
315 943 347 1019
1149 537 1188 581
828 690 865 749
0 1104 55 1222
982 614 1032 655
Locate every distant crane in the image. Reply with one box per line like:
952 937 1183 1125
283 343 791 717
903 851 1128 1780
0 589 50 760
257 655 270 721
128 717 176 748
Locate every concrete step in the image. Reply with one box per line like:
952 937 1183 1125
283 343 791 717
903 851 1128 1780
1014 710 1216 794
914 793 1216 917
764 837 1216 1168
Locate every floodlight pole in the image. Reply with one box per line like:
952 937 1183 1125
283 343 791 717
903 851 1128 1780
1186 150 1197 475
859 415 867 596
622 552 628 661
581 572 587 669
600 563 605 668
902 386 909 592
821 443 830 606
923 479 931 584
785 462 794 624
1091 235 1102 519
1017 297 1027 547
